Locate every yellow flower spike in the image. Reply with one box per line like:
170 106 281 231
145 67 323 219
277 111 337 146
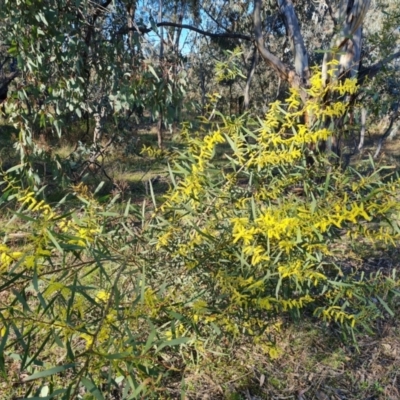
24 255 36 269
10 251 23 259
0 253 13 269
26 198 38 211
0 244 10 252
32 199 45 212
105 311 117 324
95 290 110 304
18 191 34 204
80 333 94 349
356 202 371 221
232 225 257 245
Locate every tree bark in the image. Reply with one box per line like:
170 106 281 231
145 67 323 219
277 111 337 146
276 0 309 85
374 102 399 158
253 0 289 81
126 1 137 60
357 107 367 151
158 0 164 148
159 0 164 59
244 46 259 110
322 0 371 85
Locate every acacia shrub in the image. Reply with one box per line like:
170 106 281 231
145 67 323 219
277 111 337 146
151 69 400 338
0 182 193 398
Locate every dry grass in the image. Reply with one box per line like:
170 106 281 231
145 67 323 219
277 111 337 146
175 312 400 399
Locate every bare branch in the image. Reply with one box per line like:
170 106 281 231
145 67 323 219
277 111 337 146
119 21 252 41
203 8 231 33
358 50 400 84
254 0 289 80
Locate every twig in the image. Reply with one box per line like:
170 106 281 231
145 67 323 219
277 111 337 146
223 370 253 385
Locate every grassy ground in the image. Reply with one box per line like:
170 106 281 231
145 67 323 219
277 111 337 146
182 312 400 399
1 117 400 399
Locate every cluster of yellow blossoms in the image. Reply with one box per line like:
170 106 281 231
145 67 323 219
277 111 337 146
154 69 400 336
0 187 99 274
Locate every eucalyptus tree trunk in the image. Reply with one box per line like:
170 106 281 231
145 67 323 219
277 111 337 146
158 0 164 148
126 1 137 61
322 0 371 85
172 3 184 124
244 46 259 110
358 107 367 151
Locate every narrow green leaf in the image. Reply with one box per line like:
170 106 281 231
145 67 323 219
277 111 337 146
11 288 31 313
149 179 157 207
25 331 52 369
275 276 282 299
167 162 176 188
376 295 394 317
94 181 105 195
142 327 157 354
0 325 9 375
148 65 159 81
66 338 75 361
23 363 76 382
210 322 221 335
20 388 67 400
124 198 131 217
103 352 131 360
127 376 149 399
81 376 105 400
45 229 63 253
155 337 191 354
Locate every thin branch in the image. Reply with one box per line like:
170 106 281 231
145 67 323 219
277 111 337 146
203 8 231 33
118 22 252 41
358 50 400 85
74 133 117 182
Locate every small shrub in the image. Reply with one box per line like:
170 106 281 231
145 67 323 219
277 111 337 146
151 69 400 340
